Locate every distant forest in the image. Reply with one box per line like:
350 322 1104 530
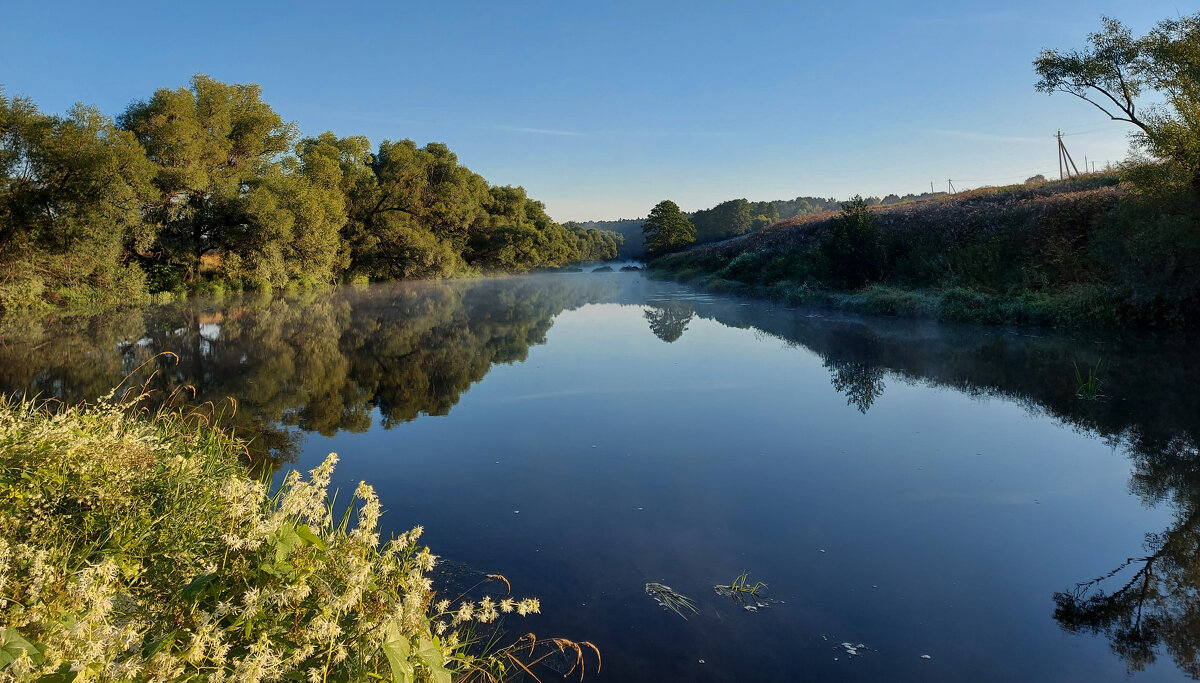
569 191 946 258
0 75 622 310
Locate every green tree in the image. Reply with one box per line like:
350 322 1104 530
692 198 751 242
1 92 157 307
467 185 580 271
814 195 883 290
642 200 696 256
1035 14 1200 192
119 74 297 285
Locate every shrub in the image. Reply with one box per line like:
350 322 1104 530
0 275 47 313
814 196 884 290
0 393 579 681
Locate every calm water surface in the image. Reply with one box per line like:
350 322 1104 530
4 272 1200 681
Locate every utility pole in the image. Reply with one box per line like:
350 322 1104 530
1057 131 1080 179
948 179 956 194
931 181 935 195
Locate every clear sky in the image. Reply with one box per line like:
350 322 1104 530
0 0 1185 221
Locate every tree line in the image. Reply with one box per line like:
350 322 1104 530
0 75 622 310
573 192 947 260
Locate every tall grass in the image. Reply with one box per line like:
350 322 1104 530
0 391 594 681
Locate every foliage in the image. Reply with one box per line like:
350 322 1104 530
650 174 1200 328
1035 13 1200 192
0 77 617 311
641 200 695 256
814 196 883 290
1 90 157 308
1073 358 1105 400
691 199 752 243
0 391 585 681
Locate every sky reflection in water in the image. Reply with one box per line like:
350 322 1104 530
2 273 1199 681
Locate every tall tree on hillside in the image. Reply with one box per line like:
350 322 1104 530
119 74 296 285
1035 13 1200 192
642 200 695 256
692 198 752 243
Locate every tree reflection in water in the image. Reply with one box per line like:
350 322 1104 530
643 299 695 343
0 277 619 469
6 276 1200 676
1054 433 1200 678
824 359 886 413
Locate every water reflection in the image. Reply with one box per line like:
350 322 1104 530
672 298 1200 677
3 275 1200 677
0 276 620 465
1053 433 1200 677
643 300 695 343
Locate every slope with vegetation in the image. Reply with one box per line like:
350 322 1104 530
567 195 922 260
654 12 1200 330
0 76 621 312
652 173 1200 328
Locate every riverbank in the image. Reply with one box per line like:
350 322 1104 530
0 392 562 681
650 172 1200 329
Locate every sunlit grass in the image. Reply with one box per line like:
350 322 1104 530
0 384 596 681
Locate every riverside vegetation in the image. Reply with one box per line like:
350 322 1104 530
0 76 622 312
0 387 598 681
650 13 1200 329
650 173 1200 328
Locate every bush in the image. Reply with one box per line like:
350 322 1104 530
0 394 571 681
0 275 47 313
938 287 1004 324
814 196 884 290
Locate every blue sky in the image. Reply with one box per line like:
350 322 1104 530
0 1 1184 220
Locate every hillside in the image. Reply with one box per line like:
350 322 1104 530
650 173 1200 329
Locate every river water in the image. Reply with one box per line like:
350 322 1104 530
3 272 1199 681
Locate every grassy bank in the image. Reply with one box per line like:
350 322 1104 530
0 392 588 681
651 172 1200 329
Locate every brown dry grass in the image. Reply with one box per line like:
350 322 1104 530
686 174 1126 261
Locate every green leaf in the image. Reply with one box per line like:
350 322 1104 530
0 628 43 666
295 523 327 551
181 572 217 604
273 523 303 562
382 622 414 683
416 635 451 683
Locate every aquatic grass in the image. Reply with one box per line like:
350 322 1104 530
644 583 699 620
0 389 593 682
713 572 777 611
727 572 766 596
1073 359 1105 400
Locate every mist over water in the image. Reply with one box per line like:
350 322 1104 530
4 272 1200 681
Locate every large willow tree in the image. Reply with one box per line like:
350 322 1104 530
1035 13 1200 193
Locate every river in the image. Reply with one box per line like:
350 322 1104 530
3 272 1198 681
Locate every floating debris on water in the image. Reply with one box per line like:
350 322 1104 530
921 654 932 660
840 642 868 657
646 582 699 620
